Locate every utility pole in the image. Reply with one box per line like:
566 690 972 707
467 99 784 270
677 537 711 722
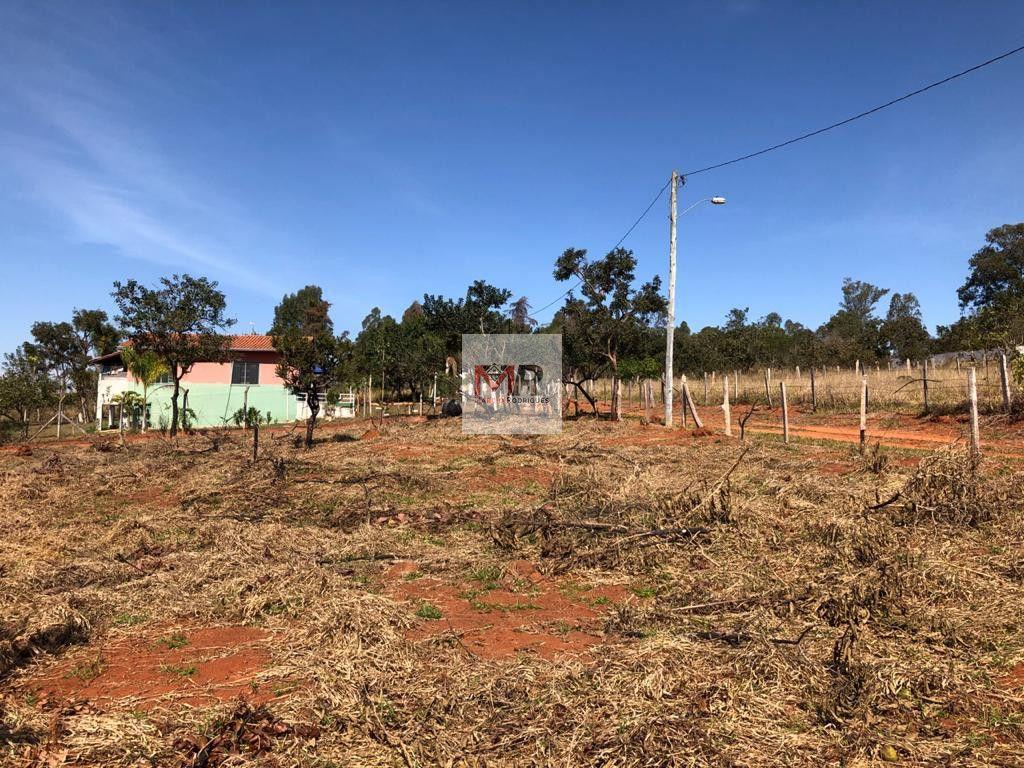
664 170 680 428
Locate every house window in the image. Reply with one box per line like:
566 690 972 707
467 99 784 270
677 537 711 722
231 361 260 385
156 370 173 384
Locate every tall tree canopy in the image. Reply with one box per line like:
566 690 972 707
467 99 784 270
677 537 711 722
421 280 512 356
112 274 234 436
271 285 341 447
956 223 1024 345
24 308 119 420
552 246 666 418
270 285 333 337
819 278 890 365
881 292 930 362
507 297 537 332
0 345 55 436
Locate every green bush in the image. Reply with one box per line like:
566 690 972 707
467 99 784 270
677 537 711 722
231 406 262 427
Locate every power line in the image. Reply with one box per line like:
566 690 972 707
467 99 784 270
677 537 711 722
612 178 672 250
531 178 674 318
683 43 1024 177
531 42 1024 320
530 282 579 317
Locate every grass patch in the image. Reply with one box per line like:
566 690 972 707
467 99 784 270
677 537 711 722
68 657 104 682
470 565 502 590
159 663 198 678
155 632 189 649
415 602 443 620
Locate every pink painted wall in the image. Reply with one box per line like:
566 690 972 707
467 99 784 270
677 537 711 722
179 352 285 386
111 351 286 387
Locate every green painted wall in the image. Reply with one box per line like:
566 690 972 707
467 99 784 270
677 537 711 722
118 382 301 428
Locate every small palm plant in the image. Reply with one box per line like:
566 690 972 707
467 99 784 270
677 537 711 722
120 347 169 432
110 390 144 438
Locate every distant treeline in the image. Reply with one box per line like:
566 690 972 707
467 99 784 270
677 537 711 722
2 223 1022 433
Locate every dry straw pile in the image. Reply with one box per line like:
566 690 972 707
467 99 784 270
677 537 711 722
1 418 1022 766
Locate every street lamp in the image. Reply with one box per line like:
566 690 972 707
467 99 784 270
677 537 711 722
665 172 726 429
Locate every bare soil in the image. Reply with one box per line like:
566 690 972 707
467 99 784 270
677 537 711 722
383 559 630 660
25 625 279 711
2 416 1022 766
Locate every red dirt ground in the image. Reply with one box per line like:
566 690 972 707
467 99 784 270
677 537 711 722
585 405 1024 458
22 625 285 711
998 663 1024 690
6 408 1023 457
936 664 1024 742
383 560 631 660
457 465 556 493
124 488 180 510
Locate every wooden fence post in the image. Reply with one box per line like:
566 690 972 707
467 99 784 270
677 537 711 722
682 379 704 429
859 376 867 454
999 353 1012 412
679 375 686 428
810 367 817 412
722 376 732 437
763 369 773 408
734 370 739 400
969 367 981 456
703 372 709 406
921 358 930 414
780 381 789 444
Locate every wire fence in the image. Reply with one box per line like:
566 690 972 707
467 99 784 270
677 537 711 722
580 362 1017 416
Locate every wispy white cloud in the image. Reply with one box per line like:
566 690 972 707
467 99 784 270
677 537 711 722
0 3 279 297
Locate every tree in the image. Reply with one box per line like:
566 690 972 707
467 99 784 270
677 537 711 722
508 297 537 332
112 274 235 436
881 292 930 362
840 278 890 323
819 278 889 365
270 285 332 336
935 316 982 354
72 309 120 357
354 308 400 399
120 347 168 432
956 223 1024 346
553 246 666 419
24 309 120 423
0 346 55 438
421 280 513 356
26 321 83 419
270 285 339 447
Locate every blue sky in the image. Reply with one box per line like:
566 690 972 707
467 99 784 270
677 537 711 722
2 2 1023 353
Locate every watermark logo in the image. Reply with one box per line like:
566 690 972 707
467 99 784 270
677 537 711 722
461 334 561 434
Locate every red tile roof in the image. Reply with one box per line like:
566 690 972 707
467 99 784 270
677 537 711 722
228 334 275 351
91 335 277 363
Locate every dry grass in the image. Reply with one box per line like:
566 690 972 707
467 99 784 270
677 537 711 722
1 418 1023 766
605 363 1023 416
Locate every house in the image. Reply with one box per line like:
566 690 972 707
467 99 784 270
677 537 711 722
92 335 347 429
